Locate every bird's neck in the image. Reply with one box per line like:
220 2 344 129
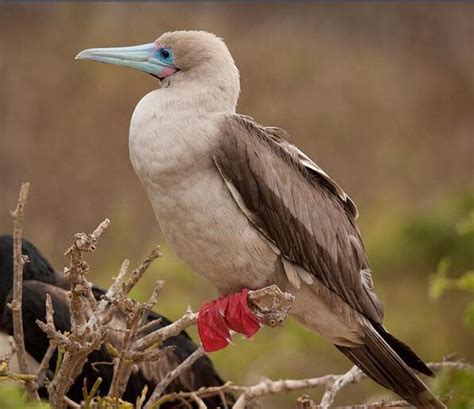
159 61 240 115
129 83 235 183
160 81 238 116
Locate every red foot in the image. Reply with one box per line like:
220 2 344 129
197 289 261 352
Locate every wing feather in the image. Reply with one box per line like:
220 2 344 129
214 115 383 323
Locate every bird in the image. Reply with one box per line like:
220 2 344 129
76 30 445 408
0 235 234 408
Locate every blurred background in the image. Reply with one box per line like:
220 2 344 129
0 3 473 408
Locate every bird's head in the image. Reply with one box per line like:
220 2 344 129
76 30 240 100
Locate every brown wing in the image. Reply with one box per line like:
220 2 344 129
213 115 383 324
245 116 359 220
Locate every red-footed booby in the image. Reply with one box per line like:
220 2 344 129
77 31 445 408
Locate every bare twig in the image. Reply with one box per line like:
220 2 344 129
107 273 165 398
233 374 337 409
35 343 57 389
317 361 469 409
122 245 162 295
84 376 103 408
319 366 363 409
135 309 198 352
8 182 39 401
190 392 207 409
36 295 77 350
330 400 412 408
136 386 149 409
145 346 206 409
45 219 111 409
154 360 467 409
63 395 80 408
108 305 145 398
149 382 234 408
427 360 470 371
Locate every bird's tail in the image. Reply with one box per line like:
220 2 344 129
337 323 446 409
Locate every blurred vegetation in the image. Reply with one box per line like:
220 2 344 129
429 204 474 308
0 3 473 408
429 208 474 409
0 386 47 409
367 190 474 277
434 368 474 409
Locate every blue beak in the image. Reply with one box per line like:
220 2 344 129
75 42 175 77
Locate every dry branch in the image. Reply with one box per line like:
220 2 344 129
37 251 469 409
8 182 39 401
107 279 165 398
319 366 362 408
45 219 111 408
122 245 162 294
106 280 294 406
233 374 337 409
39 237 167 407
145 346 206 409
35 343 57 390
315 361 469 409
154 360 469 409
6 185 469 409
135 308 198 352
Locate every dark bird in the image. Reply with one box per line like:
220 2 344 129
0 235 233 408
77 30 445 408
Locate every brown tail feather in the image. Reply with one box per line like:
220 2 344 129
337 324 446 409
376 324 434 377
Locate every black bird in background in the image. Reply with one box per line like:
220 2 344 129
0 235 233 408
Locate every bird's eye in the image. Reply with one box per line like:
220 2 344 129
158 47 173 63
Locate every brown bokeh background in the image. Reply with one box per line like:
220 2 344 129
1 3 473 407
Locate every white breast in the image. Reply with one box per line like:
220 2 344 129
129 89 278 294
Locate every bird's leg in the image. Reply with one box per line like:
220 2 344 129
197 289 259 352
247 285 294 327
197 286 294 352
